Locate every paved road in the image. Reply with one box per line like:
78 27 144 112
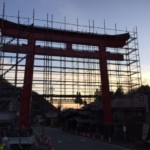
34 126 129 150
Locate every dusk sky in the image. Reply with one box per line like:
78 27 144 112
1 0 150 84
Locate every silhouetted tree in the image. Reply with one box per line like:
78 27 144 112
75 92 83 105
114 86 124 98
127 85 150 96
94 89 101 102
83 100 87 105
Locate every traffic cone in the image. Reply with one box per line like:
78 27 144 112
108 136 111 143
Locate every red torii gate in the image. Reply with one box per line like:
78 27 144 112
0 18 130 128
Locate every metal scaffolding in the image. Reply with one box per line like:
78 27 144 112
0 12 142 106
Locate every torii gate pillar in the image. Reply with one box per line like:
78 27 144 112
99 47 112 125
19 39 35 128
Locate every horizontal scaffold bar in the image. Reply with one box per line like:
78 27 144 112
32 94 97 98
